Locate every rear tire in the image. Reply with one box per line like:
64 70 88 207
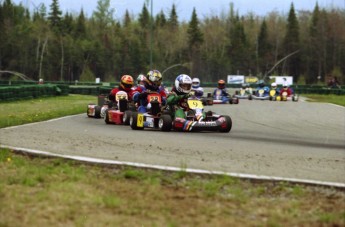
219 115 232 133
159 115 172 132
94 106 101 118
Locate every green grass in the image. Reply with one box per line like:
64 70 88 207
0 94 95 128
0 149 344 226
304 94 345 106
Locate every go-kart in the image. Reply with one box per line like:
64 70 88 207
87 94 109 118
269 89 281 101
252 88 270 100
130 92 172 131
279 91 299 102
172 98 232 132
104 91 135 125
211 90 239 104
234 88 253 100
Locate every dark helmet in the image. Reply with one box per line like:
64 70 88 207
218 79 226 89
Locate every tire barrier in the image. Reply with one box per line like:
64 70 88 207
0 84 69 102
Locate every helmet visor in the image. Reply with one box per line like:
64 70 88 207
180 83 191 91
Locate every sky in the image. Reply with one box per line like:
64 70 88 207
11 0 345 21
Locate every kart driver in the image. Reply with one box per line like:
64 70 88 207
167 74 193 119
108 75 137 106
191 78 204 98
132 69 167 113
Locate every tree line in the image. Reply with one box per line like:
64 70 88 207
0 0 344 84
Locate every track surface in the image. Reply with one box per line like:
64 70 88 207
1 98 344 184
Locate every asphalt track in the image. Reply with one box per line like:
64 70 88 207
1 97 344 186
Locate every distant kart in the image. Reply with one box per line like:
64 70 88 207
104 91 135 125
234 89 253 100
269 89 280 101
252 89 270 100
279 91 299 102
211 92 239 104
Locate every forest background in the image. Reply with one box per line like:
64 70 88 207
0 0 344 85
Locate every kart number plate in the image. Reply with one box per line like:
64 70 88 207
147 94 162 103
270 90 276 96
187 100 203 109
136 113 144 127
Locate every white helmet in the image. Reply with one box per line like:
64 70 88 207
192 78 200 88
283 82 288 88
271 82 277 89
175 74 192 95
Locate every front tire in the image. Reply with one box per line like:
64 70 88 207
219 115 232 133
123 110 132 125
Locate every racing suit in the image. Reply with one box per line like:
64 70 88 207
279 87 294 97
191 86 204 98
132 82 167 113
166 87 190 119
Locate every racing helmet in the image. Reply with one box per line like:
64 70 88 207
282 82 288 90
218 79 226 89
136 74 146 85
146 70 162 90
120 75 134 91
192 78 200 89
175 74 192 95
271 82 277 89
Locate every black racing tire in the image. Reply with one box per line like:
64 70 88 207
104 109 110 124
219 115 232 133
130 112 144 130
159 115 172 132
248 95 253 100
94 106 101 118
229 98 233 104
123 110 132 125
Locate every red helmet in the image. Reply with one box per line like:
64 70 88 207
120 75 134 91
218 79 226 89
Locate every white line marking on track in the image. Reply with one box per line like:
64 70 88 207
1 144 344 189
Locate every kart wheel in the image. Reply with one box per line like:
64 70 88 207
219 115 232 133
269 96 273 101
94 106 101 118
159 115 172 132
104 109 110 124
229 98 233 104
248 95 253 100
123 110 131 125
130 112 144 130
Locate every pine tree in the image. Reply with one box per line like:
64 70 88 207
48 0 62 33
283 3 300 80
